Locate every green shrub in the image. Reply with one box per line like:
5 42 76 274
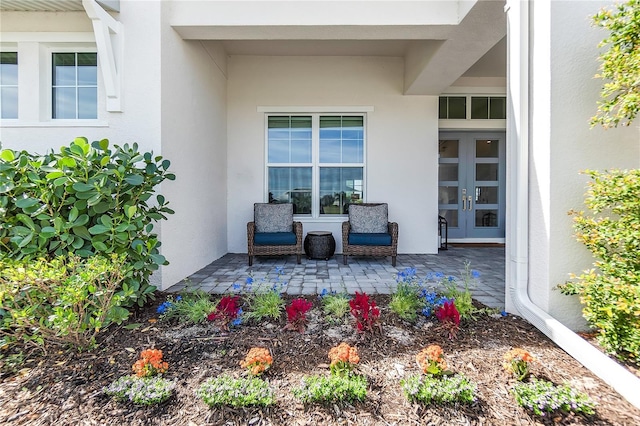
441 262 479 321
104 375 175 406
158 291 216 324
561 169 640 361
196 375 274 407
0 254 130 349
390 268 425 321
321 290 350 322
401 373 477 405
244 286 284 322
0 138 175 307
292 374 367 403
512 378 595 417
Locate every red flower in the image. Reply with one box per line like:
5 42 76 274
207 295 240 331
284 298 313 333
436 301 460 325
349 292 381 334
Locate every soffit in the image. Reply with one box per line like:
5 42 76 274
0 0 119 12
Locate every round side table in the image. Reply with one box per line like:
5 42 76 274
304 231 336 260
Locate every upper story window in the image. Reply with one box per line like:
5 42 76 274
0 52 18 119
266 114 365 217
439 95 506 120
52 52 97 119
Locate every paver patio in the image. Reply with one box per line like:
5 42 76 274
167 246 505 309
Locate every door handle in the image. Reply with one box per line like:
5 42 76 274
462 197 466 211
468 195 473 210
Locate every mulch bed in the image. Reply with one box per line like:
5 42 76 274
1 293 639 426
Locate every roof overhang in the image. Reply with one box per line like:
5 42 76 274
0 0 119 12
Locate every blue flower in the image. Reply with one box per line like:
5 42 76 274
175 295 182 302
471 270 481 279
500 310 507 317
422 306 432 317
434 272 445 279
320 288 328 298
246 277 254 285
274 266 284 274
231 318 242 326
232 282 241 291
447 275 456 282
156 301 173 314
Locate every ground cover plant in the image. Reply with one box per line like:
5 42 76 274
0 290 638 425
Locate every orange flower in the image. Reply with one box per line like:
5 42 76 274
503 348 535 381
240 347 273 376
503 348 535 363
328 342 360 367
132 348 168 377
416 345 447 375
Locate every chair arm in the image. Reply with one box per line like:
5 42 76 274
247 222 256 244
293 221 303 244
388 222 399 248
342 221 351 248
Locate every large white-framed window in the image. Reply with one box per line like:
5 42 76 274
266 114 366 218
0 52 18 119
52 51 98 119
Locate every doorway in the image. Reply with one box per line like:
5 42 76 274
438 132 506 241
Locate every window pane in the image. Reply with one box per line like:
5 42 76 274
0 52 18 85
268 116 312 164
476 139 499 157
319 116 364 163
475 186 498 204
471 97 489 119
53 87 76 119
438 186 458 204
53 53 76 86
438 97 447 119
78 87 97 119
1 87 18 118
439 164 458 181
448 97 466 119
268 167 312 214
319 167 363 215
476 164 498 181
438 140 459 158
489 97 506 119
476 209 498 227
78 63 97 86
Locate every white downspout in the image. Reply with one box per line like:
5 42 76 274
506 0 640 409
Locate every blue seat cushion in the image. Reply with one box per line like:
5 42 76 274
254 232 297 245
348 233 392 246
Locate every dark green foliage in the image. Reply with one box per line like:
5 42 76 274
0 137 175 306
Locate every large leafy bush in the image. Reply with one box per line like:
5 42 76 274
561 169 640 361
0 137 174 306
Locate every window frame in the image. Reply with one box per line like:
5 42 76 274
50 50 99 120
264 112 367 220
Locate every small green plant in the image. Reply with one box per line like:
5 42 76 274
103 375 175 406
401 374 477 405
196 375 275 407
440 262 480 321
320 289 350 323
0 254 130 349
512 378 595 417
0 351 24 375
158 291 217 324
234 268 287 322
503 348 535 381
390 268 424 321
292 374 367 404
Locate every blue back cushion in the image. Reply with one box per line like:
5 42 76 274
348 233 392 246
254 232 297 245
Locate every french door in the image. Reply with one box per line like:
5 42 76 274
438 132 506 241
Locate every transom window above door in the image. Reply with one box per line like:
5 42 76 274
266 114 365 217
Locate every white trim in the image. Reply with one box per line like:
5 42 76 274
82 0 123 112
438 119 506 130
0 120 108 128
0 33 95 43
447 238 505 244
257 106 374 113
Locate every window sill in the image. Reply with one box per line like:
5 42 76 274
0 120 109 128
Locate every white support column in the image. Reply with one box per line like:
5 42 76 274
82 0 123 112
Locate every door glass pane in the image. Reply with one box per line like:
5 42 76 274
439 186 458 204
471 97 489 119
475 186 498 204
439 209 458 227
476 209 498 227
439 164 458 181
448 97 466 119
319 167 363 215
476 139 499 157
438 140 459 158
476 164 498 181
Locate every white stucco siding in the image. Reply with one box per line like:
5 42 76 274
227 55 438 255
527 1 640 330
159 2 228 289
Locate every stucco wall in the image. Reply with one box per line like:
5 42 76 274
159 2 228 289
226 55 438 255
527 1 640 329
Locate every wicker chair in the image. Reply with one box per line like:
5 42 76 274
247 203 303 266
342 203 398 266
